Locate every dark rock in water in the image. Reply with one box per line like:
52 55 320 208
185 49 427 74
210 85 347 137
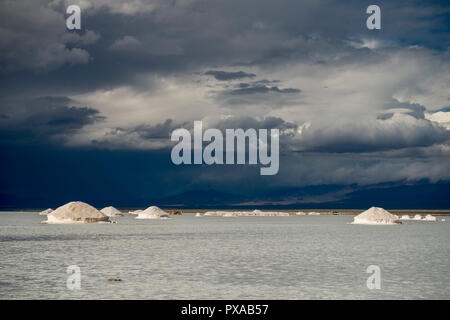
107 278 122 282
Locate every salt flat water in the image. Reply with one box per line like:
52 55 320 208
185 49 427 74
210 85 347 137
0 211 449 299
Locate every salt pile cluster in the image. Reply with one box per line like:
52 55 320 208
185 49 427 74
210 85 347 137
296 212 306 215
423 214 437 221
100 206 123 217
398 214 438 222
45 201 110 224
39 208 53 215
411 214 437 221
195 213 202 217
128 209 143 214
352 207 400 225
308 212 321 215
135 206 170 219
203 210 289 217
223 212 238 217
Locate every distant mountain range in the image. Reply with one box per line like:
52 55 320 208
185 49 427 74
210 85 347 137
1 182 449 210
148 183 450 210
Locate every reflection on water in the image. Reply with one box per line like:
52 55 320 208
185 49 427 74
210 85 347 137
0 211 449 299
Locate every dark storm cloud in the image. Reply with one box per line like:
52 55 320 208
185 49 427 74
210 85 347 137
129 119 182 139
380 100 427 119
117 119 192 141
210 77 301 107
293 115 450 153
84 116 298 151
377 113 394 120
0 96 104 144
253 79 280 85
88 119 193 150
25 105 103 134
88 116 297 150
204 70 256 81
228 84 300 95
0 0 95 72
377 101 426 120
0 0 449 207
1 0 448 94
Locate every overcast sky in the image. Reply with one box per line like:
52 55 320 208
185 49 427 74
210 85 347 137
0 0 449 208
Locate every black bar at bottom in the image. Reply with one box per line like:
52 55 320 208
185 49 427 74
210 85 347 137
0 300 448 318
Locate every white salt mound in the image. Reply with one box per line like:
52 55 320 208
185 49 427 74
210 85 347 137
308 212 321 215
223 212 237 217
296 212 306 216
128 209 143 214
400 215 411 220
203 210 289 217
352 207 400 225
40 208 53 215
136 206 169 219
45 201 110 224
409 214 438 222
195 212 202 217
100 206 123 217
423 214 437 222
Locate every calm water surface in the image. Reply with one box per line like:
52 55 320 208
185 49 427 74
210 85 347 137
0 212 449 299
